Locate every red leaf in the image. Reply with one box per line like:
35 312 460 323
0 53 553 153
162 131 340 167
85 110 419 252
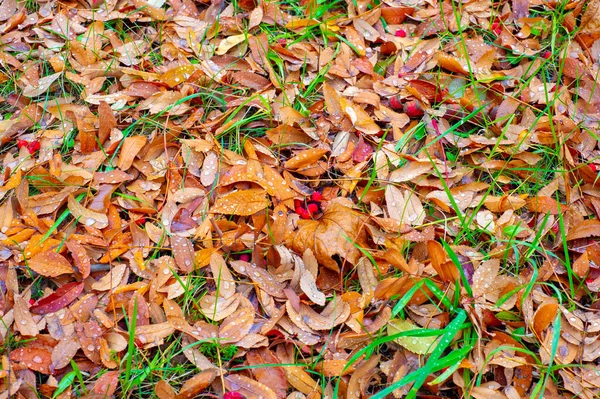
30 282 84 315
352 135 373 163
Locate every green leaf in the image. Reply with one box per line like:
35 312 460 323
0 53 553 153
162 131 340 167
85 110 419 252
388 318 439 355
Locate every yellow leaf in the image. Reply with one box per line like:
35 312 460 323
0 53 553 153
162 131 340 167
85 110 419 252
211 189 269 216
215 34 248 55
159 65 198 88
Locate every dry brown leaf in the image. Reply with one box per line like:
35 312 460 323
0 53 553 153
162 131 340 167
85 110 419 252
340 97 381 135
219 306 254 342
135 323 176 347
266 124 312 145
385 185 425 226
52 337 81 370
347 354 380 399
527 196 563 214
201 151 219 187
155 380 177 399
230 260 285 298
210 252 236 298
289 202 368 271
299 249 326 306
171 236 195 273
281 366 321 395
573 251 590 278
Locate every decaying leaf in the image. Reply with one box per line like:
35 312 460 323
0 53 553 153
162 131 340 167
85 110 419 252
289 202 368 271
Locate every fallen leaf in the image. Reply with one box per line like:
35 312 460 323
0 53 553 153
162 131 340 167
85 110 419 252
388 318 439 354
211 189 269 216
28 251 74 278
289 202 368 271
31 282 84 315
69 195 109 229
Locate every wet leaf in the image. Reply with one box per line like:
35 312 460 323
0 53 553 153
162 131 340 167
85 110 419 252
224 374 277 399
31 282 84 315
211 189 269 216
69 195 109 229
289 202 369 271
28 251 74 278
388 318 438 354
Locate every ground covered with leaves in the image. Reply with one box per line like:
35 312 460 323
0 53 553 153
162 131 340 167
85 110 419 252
2 0 600 397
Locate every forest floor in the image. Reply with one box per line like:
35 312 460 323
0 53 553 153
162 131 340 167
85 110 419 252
1 0 600 398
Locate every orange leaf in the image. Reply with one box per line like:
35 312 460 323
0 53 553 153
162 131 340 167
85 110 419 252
573 251 590 278
380 6 413 24
566 219 600 241
92 370 121 396
211 188 269 216
532 301 558 338
281 366 321 395
98 101 116 144
160 65 198 88
284 148 329 169
246 348 287 398
66 239 91 278
28 251 74 277
224 374 277 399
10 347 52 374
176 370 218 399
117 136 147 170
266 124 312 145
527 196 563 214
427 240 459 282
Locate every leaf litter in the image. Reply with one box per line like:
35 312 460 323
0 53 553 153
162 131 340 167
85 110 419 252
1 0 600 397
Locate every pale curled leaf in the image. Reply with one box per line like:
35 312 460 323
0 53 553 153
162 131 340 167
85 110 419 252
22 72 62 97
385 185 425 226
14 295 38 337
69 195 109 229
215 34 248 55
91 263 128 291
299 251 326 306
